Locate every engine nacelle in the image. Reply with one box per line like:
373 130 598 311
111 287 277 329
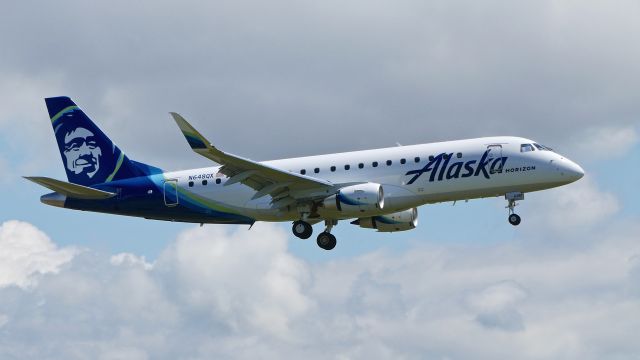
352 208 418 232
320 183 384 217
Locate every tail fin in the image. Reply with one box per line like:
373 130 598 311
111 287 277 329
45 96 158 186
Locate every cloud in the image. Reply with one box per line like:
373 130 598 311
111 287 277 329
568 125 638 162
0 220 76 289
467 281 528 331
1 0 639 170
1 219 640 359
154 224 312 339
525 176 619 234
110 253 153 270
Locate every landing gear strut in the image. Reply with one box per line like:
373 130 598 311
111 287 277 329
292 220 313 239
317 220 337 250
505 192 524 226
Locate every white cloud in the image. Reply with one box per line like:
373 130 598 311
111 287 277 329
569 125 638 162
0 220 77 289
154 224 312 339
110 253 153 270
525 176 619 234
1 220 640 359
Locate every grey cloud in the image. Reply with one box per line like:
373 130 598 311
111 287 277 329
475 309 524 332
467 281 528 331
1 0 639 173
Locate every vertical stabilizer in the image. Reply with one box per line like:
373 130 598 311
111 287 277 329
45 96 155 186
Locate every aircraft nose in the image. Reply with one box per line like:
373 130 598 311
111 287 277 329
559 158 585 182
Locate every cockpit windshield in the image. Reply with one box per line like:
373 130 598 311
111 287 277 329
520 144 535 153
533 143 553 151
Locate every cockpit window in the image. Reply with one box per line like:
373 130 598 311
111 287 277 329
533 143 553 151
520 144 535 153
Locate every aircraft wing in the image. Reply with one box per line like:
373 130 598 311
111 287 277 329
171 113 335 206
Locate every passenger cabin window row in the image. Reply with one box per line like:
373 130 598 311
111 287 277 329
298 152 465 175
187 178 223 187
188 151 472 187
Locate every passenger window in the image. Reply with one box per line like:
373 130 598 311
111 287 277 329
520 144 535 153
188 181 194 187
386 160 392 166
344 165 350 170
429 155 434 161
202 180 208 186
358 163 364 169
372 161 378 167
400 158 406 164
314 168 320 173
457 152 462 158
330 166 336 172
414 157 420 163
300 169 306 175
216 178 221 184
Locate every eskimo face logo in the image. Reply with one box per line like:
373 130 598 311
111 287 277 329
62 126 102 178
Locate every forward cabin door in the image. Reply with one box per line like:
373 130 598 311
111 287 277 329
486 144 504 174
164 179 179 207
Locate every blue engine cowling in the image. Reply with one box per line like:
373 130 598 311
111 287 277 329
352 208 418 232
320 183 384 217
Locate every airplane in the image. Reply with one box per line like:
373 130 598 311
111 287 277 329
26 96 585 250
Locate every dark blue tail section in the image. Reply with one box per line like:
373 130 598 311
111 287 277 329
45 96 161 186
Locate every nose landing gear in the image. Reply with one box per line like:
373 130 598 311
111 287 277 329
505 192 524 226
508 213 521 226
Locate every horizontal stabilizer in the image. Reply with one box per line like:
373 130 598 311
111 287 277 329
24 176 116 200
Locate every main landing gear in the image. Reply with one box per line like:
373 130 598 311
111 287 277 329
291 219 338 250
316 220 337 251
505 192 524 226
292 220 313 239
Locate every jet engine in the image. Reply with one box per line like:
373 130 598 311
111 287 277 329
351 208 418 232
320 183 384 217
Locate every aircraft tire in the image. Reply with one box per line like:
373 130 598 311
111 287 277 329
292 220 313 239
316 232 337 250
508 213 521 226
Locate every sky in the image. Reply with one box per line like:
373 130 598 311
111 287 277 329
0 0 639 359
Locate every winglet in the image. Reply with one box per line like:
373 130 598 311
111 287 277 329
24 176 116 200
170 112 212 150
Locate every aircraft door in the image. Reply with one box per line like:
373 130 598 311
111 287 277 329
164 179 179 207
486 144 504 174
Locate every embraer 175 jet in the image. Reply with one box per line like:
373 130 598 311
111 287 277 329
26 97 585 250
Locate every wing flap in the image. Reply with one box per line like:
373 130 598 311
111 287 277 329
24 176 116 200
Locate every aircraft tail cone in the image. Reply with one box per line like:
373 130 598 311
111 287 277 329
41 192 66 208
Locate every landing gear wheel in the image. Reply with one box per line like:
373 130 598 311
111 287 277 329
508 213 521 226
292 220 313 239
316 232 337 250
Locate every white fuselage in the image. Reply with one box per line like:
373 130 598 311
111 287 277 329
161 136 584 222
